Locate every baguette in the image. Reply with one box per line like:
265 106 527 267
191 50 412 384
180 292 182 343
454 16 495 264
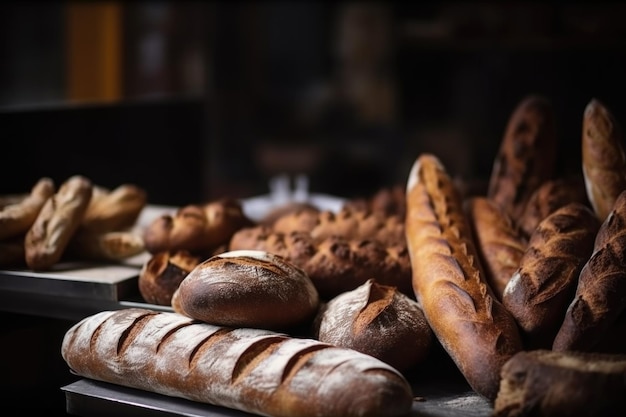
502 203 600 349
582 98 626 222
24 175 93 271
487 95 558 219
61 308 414 417
405 153 523 401
67 230 146 262
80 183 147 233
0 177 55 241
553 189 626 353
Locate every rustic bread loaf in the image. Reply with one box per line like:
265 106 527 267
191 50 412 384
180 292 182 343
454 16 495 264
516 177 589 240
80 183 147 234
177 250 320 331
502 203 600 349
405 153 523 401
487 95 558 220
465 196 526 301
313 278 433 372
67 230 145 262
582 98 626 222
493 349 626 417
61 308 414 417
0 177 55 241
24 175 93 271
553 189 626 353
229 226 413 300
143 198 254 257
138 250 201 306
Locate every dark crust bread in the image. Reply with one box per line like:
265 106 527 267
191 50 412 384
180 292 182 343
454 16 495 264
138 250 201 306
0 177 55 241
493 349 626 417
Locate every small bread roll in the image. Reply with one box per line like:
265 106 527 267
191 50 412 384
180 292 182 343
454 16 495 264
177 250 320 331
138 250 201 306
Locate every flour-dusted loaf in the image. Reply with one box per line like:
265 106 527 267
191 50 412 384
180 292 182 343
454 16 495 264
405 153 523 401
493 349 626 417
61 308 414 417
177 250 320 331
313 278 433 373
502 203 600 349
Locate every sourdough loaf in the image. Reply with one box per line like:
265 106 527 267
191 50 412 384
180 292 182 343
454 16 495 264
138 250 201 306
61 308 414 417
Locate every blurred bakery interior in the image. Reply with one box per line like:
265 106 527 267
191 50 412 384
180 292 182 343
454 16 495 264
3 1 626 206
2 1 626 413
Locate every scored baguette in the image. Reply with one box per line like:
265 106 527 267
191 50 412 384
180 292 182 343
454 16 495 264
405 153 523 401
61 308 414 417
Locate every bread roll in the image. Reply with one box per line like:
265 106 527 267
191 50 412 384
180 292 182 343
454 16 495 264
138 250 201 306
229 226 413 300
553 189 626 353
582 98 626 222
313 278 433 372
80 183 147 233
61 308 414 417
177 250 320 331
24 175 93 271
465 196 526 301
143 198 254 257
0 177 55 241
487 95 558 219
493 349 626 417
405 153 523 401
502 203 600 349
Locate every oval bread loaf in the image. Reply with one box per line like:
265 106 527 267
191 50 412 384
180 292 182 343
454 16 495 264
177 250 320 330
61 308 414 417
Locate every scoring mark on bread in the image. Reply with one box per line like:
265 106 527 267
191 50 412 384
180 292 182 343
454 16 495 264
231 336 289 384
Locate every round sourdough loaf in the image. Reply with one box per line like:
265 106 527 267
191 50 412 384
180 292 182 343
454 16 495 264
177 250 320 330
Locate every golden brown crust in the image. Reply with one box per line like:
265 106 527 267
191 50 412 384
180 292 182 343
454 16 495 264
582 98 626 222
553 190 626 353
313 278 433 372
138 250 201 306
465 196 526 301
406 153 523 401
487 95 558 219
517 176 589 239
81 183 147 233
229 226 413 301
502 203 600 349
24 175 93 271
68 230 146 262
143 198 254 257
0 177 55 241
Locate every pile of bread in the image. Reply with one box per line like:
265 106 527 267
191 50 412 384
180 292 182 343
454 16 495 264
6 95 626 417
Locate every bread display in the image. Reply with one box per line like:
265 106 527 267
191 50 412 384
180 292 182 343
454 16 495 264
487 95 558 220
61 308 414 417
582 98 626 222
465 196 526 301
138 250 202 306
502 203 600 349
176 250 320 331
493 349 626 417
0 176 55 241
405 153 523 401
143 198 254 257
553 189 626 353
313 278 433 372
24 175 94 271
229 226 413 300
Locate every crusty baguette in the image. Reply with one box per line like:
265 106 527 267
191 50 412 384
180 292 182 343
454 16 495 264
0 177 55 241
24 175 93 271
61 308 414 417
581 98 626 222
487 95 558 220
405 153 523 401
553 189 626 353
81 183 147 233
229 226 412 301
502 203 600 349
313 278 433 372
465 196 526 301
67 230 146 262
493 349 626 417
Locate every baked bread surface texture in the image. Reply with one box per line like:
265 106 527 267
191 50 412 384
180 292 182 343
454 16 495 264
405 153 523 401
61 308 414 417
0 176 55 241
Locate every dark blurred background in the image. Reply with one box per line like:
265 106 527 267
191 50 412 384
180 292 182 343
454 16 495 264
2 1 626 205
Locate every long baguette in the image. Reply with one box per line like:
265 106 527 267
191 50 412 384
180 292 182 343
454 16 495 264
61 308 414 417
405 153 523 401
